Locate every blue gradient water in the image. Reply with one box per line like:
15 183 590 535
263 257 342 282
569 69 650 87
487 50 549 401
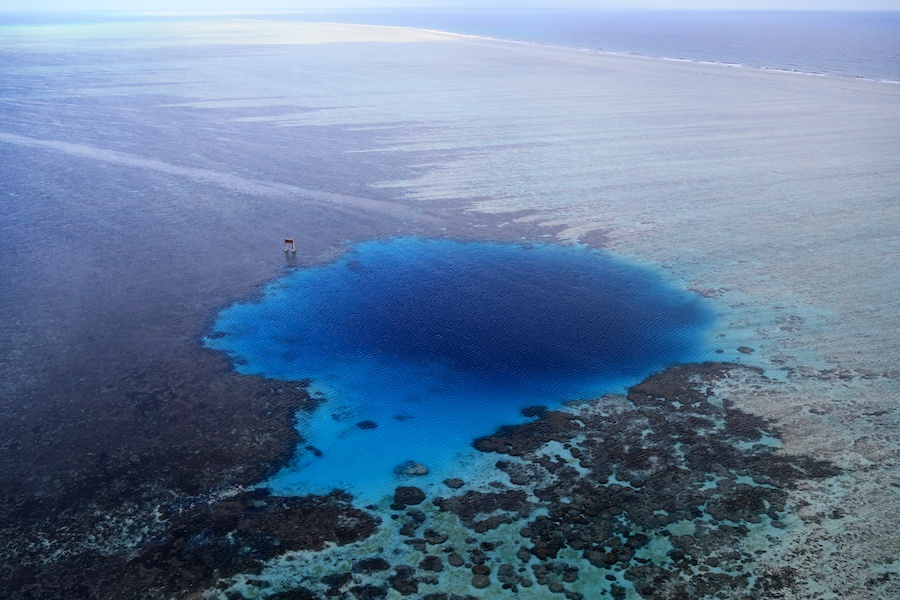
206 238 714 501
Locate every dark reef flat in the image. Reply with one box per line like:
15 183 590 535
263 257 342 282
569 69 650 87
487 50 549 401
2 363 840 599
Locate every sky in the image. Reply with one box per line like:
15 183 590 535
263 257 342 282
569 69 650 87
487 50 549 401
2 0 899 12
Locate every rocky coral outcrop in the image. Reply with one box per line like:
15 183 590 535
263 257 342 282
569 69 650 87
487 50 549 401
431 363 840 598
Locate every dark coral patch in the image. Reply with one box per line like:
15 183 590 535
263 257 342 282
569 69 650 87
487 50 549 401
472 411 582 456
437 363 840 598
392 486 426 509
434 490 534 533
121 489 378 597
521 405 547 418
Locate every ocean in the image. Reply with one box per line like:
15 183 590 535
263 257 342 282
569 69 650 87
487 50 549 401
3 9 898 81
1 9 898 600
285 9 900 82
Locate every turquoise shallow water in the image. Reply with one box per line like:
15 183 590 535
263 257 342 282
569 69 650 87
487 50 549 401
206 238 714 502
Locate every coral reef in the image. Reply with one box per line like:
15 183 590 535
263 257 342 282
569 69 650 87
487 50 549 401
214 362 841 600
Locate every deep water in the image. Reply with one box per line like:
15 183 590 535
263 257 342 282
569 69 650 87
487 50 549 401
206 238 714 501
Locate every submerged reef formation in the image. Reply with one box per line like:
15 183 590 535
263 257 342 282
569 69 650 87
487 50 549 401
0 354 324 600
454 363 839 598
3 478 376 599
0 361 844 599
129 490 378 598
209 362 840 600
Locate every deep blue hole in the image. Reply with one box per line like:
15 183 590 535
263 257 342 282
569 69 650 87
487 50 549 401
206 238 714 500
